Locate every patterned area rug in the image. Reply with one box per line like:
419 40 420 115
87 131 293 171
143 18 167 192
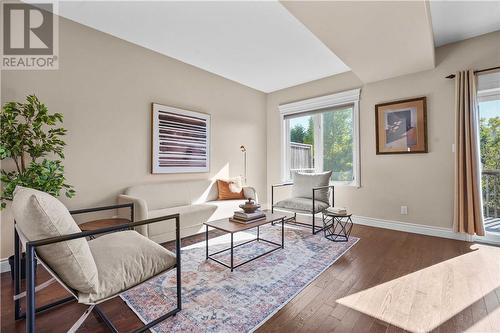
121 224 359 333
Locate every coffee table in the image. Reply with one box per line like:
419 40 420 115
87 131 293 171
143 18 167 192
204 211 286 271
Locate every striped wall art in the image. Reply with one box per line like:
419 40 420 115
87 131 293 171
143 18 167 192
152 103 210 173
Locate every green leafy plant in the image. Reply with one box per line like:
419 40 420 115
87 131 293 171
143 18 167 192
0 95 75 208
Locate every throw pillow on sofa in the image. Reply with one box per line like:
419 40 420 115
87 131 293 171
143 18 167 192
217 178 245 200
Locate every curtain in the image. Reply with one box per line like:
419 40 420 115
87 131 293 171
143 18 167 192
453 70 485 236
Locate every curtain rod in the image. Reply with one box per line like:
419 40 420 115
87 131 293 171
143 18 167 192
446 65 500 79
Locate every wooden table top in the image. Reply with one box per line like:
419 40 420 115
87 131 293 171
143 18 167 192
204 211 287 233
79 218 131 231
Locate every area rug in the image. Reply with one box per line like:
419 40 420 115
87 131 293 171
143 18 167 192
121 224 359 333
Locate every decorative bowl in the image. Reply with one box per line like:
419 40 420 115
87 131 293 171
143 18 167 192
239 198 261 213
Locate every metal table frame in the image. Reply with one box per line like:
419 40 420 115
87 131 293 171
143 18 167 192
205 217 285 272
322 212 353 242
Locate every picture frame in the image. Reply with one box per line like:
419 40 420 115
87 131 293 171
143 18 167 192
375 97 428 154
151 103 210 173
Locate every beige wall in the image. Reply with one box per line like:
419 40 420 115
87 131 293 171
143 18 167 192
267 30 500 229
0 18 267 259
1 16 499 260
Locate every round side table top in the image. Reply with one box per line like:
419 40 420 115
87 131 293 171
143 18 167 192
324 211 352 217
79 218 131 232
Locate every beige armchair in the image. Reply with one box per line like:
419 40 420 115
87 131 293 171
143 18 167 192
271 171 334 234
11 186 181 333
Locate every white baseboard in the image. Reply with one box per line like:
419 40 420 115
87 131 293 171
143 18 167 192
352 215 500 245
1 256 43 274
352 215 467 241
1 258 11 273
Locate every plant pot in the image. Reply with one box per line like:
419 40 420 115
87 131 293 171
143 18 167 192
8 253 38 280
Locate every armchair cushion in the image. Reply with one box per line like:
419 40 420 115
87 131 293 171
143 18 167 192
291 171 332 203
79 230 176 304
274 197 329 214
12 186 98 294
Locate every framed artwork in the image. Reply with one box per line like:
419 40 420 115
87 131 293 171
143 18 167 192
151 103 210 173
375 97 427 154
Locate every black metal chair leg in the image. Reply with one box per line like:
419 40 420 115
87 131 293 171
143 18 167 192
312 190 316 234
312 212 316 234
26 245 36 333
271 186 274 214
175 215 182 311
14 228 22 320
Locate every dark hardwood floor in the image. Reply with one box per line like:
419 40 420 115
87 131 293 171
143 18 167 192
1 225 499 333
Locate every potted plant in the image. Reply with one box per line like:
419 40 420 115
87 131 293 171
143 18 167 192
1 95 75 278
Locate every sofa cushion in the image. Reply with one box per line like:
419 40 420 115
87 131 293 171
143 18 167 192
79 230 176 304
12 187 98 294
274 197 329 214
291 171 332 203
148 203 218 236
124 179 214 210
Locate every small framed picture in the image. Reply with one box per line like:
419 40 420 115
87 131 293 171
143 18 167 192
375 97 427 154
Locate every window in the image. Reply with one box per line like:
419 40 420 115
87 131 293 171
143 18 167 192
280 89 360 186
477 71 500 235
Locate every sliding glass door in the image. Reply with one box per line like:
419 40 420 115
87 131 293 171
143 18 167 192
478 71 500 236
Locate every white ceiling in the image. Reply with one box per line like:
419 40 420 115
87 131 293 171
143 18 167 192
35 1 500 91
53 1 350 93
281 1 436 83
430 1 500 47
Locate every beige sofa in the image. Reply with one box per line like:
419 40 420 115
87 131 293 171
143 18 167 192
118 179 257 243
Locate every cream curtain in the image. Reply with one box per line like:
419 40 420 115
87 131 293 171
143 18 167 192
453 70 485 236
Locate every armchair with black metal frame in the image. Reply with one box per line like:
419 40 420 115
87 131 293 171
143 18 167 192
271 182 335 234
12 201 181 333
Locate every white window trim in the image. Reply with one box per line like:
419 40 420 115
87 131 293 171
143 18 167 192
478 71 500 102
279 88 361 187
478 88 500 103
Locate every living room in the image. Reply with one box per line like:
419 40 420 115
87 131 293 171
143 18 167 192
1 1 499 332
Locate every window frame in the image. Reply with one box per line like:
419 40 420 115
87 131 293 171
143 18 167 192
279 88 361 187
477 71 500 103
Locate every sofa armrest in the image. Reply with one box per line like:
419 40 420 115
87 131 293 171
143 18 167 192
243 186 258 202
118 194 149 237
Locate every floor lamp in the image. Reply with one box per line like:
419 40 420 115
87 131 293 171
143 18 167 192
240 145 247 185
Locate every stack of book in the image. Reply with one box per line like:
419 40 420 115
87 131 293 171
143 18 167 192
230 210 266 224
326 207 348 215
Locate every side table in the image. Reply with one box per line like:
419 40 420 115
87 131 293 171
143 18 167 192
79 218 131 239
322 212 353 242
